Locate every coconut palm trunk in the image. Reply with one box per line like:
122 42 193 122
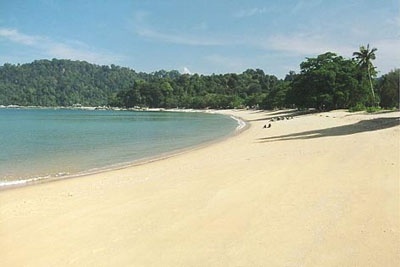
367 65 375 100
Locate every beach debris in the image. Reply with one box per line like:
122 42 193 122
269 116 294 122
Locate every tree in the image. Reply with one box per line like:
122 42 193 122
262 81 290 109
353 44 378 104
6 59 368 110
288 52 361 110
378 69 400 108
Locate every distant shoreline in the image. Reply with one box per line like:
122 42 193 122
0 104 187 112
0 104 236 113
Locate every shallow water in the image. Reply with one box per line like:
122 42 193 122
0 108 239 187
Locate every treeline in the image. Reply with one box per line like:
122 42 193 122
0 59 142 107
0 55 398 110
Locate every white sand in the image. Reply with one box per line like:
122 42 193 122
1 109 399 266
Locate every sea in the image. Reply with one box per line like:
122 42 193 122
0 108 243 188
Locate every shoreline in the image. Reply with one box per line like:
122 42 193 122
0 110 248 190
1 109 398 266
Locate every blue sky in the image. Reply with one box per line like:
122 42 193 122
0 0 398 78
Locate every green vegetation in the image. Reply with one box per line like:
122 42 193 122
289 52 362 110
353 44 378 104
378 69 400 109
0 48 398 111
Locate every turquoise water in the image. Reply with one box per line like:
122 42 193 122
0 108 240 187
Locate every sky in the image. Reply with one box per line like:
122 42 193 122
0 0 398 78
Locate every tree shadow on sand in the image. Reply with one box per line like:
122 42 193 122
258 117 399 143
249 109 318 122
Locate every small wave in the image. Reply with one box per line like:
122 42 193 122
230 115 246 131
0 175 51 188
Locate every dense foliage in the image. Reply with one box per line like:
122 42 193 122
377 69 400 108
288 52 368 110
0 59 142 107
0 54 398 110
0 59 282 109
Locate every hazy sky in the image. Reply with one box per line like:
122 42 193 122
0 0 398 78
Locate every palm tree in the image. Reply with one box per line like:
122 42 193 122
353 44 378 103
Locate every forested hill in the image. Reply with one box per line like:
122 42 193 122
0 56 398 109
0 59 286 109
0 59 145 107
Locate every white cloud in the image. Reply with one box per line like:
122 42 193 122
234 7 267 18
262 34 399 75
182 67 191 74
265 34 350 56
205 54 249 73
260 33 363 60
373 38 400 74
0 28 43 45
192 21 208 31
0 27 122 65
291 0 323 14
46 42 121 65
133 11 227 46
135 26 225 46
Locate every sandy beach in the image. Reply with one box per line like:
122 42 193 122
1 109 399 266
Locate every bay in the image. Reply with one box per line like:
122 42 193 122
0 108 240 187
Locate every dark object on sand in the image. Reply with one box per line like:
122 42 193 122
264 123 271 128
